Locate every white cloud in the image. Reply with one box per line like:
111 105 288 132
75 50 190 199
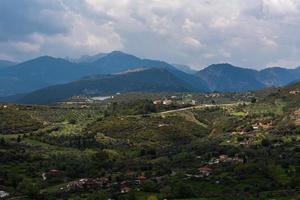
267 59 300 68
0 39 41 55
183 37 202 48
261 36 277 48
262 0 299 16
1 0 300 68
11 41 41 53
203 53 215 59
0 53 16 61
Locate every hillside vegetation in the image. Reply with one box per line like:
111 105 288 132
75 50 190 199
0 82 300 199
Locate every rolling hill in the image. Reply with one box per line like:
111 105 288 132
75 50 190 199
17 68 199 104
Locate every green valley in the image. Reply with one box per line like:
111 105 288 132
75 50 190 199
0 83 300 199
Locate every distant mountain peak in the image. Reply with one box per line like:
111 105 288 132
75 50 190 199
260 66 287 72
74 53 107 63
109 50 126 55
196 63 263 92
103 51 139 59
20 56 71 66
207 63 239 69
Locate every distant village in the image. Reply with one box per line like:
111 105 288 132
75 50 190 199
37 152 245 196
59 93 200 107
152 94 197 106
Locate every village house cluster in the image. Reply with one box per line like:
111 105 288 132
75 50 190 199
43 172 167 195
185 154 244 180
153 94 197 106
289 90 300 95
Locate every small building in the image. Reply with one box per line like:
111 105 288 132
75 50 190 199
158 124 168 127
289 90 300 95
239 140 250 146
163 99 173 105
67 178 107 191
219 155 230 162
153 100 162 105
294 109 300 116
99 177 109 183
0 191 9 198
49 169 61 175
198 166 213 176
259 122 273 130
232 157 244 163
120 186 131 194
138 174 146 181
208 158 220 165
136 173 146 184
42 169 62 181
252 124 259 130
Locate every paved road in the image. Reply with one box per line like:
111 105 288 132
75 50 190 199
159 103 242 115
127 102 246 118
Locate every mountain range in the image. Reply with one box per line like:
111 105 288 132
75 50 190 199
0 51 208 97
17 68 198 104
0 51 300 104
196 63 300 92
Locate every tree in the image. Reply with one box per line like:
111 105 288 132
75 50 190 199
160 185 172 198
173 182 195 198
0 137 6 145
251 97 257 103
87 191 109 200
147 195 158 200
125 190 137 200
17 135 21 143
68 118 77 124
6 173 22 189
261 138 271 147
17 179 41 199
141 180 157 192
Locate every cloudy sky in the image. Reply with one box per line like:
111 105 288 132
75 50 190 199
1 0 300 69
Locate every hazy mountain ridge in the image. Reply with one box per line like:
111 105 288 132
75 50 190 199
17 67 196 104
0 56 88 96
0 60 17 68
196 63 300 92
0 51 209 96
171 64 197 74
258 67 300 86
1 52 300 100
67 53 108 63
196 64 264 92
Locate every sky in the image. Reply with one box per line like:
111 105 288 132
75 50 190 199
1 0 300 69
